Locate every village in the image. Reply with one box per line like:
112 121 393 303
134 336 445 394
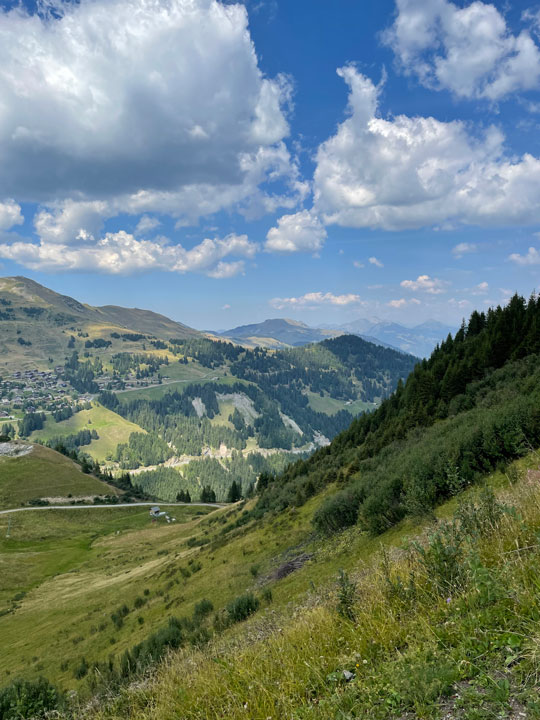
0 362 168 422
0 368 88 420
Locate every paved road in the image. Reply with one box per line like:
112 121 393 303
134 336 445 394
0 501 225 515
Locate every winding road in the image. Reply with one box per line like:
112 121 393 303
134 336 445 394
0 501 225 515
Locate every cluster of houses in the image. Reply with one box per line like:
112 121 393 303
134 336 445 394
0 367 85 416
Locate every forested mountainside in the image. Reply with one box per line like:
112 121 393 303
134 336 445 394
93 335 417 500
256 293 540 531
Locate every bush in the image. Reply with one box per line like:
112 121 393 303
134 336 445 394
0 677 64 719
312 488 362 535
226 592 260 624
193 598 214 621
73 657 89 679
336 569 356 620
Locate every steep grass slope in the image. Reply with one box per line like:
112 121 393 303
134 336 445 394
0 443 116 509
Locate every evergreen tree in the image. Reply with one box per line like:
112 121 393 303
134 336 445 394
227 480 242 503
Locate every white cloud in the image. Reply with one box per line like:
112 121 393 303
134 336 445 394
313 66 540 231
452 242 478 258
0 0 303 256
222 304 231 310
0 200 23 231
270 292 364 310
135 215 161 236
265 210 327 253
206 261 246 279
473 281 489 294
353 260 365 268
369 256 384 267
384 0 540 100
0 231 255 277
400 274 448 294
508 246 540 265
449 298 471 309
387 297 421 308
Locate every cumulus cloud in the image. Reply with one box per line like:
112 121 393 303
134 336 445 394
0 231 256 277
384 0 540 100
270 292 363 310
509 246 540 265
0 0 304 271
400 274 448 294
353 260 365 268
369 256 384 267
0 200 23 231
313 66 540 231
452 242 478 258
265 210 327 253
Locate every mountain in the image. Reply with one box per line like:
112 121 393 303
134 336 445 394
3 294 539 720
339 318 456 357
0 276 201 371
219 318 342 347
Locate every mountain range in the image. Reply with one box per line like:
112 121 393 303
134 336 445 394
218 317 456 358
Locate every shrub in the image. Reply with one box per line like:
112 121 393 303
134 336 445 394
193 598 214 621
226 593 260 624
0 677 64 719
73 657 89 679
336 569 356 620
312 488 362 535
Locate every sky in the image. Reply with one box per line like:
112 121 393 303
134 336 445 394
0 0 539 331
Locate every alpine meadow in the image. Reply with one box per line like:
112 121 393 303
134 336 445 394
2 0 540 719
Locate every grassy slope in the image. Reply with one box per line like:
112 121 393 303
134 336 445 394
0 444 115 509
0 504 213 684
31 403 146 462
75 452 540 720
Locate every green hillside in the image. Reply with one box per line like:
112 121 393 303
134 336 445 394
0 443 117 509
31 403 146 462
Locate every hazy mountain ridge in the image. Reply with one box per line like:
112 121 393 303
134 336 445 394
219 316 455 357
219 317 343 347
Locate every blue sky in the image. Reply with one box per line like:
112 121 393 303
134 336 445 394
0 0 539 330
